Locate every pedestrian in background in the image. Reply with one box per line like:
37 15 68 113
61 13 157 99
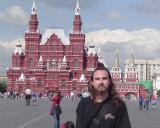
24 88 32 106
32 92 37 106
145 97 150 110
139 96 144 110
151 95 157 110
49 89 62 128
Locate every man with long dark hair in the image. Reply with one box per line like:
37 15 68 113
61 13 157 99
76 66 131 128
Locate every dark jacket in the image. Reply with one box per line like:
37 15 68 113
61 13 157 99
76 97 131 128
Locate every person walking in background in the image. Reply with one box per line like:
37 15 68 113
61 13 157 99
49 89 62 128
32 92 37 106
151 95 157 110
139 96 144 110
76 66 131 128
24 88 32 106
145 97 150 110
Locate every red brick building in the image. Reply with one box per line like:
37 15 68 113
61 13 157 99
6 1 104 96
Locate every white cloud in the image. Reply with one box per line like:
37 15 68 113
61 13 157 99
0 6 28 26
0 38 24 49
86 28 160 51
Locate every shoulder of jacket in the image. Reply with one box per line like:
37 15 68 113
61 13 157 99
111 96 125 108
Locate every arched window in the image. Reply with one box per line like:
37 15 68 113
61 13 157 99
37 79 42 87
15 59 20 67
90 62 94 68
28 58 33 67
73 59 79 67
49 61 52 67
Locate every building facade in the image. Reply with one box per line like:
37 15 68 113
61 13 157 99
7 1 105 95
125 59 160 81
111 51 147 99
6 1 148 99
152 66 160 98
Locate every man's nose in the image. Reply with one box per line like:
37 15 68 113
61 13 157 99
99 79 103 84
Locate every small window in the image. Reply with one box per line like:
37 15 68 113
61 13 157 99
73 59 79 67
28 58 33 67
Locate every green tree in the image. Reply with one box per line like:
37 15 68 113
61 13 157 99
157 90 160 97
0 80 7 93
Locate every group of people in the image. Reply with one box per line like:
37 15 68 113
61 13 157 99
139 96 157 110
49 66 131 128
24 89 38 106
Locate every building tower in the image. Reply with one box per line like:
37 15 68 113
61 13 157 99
69 0 85 74
110 50 122 82
124 51 138 82
12 40 25 68
24 0 42 69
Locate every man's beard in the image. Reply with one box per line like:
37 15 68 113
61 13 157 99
96 85 108 95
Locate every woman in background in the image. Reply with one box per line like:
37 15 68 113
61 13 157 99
50 89 62 128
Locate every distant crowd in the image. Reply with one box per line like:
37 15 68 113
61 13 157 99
139 95 159 110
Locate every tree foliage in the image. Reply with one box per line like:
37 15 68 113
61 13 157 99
157 90 160 97
0 80 7 93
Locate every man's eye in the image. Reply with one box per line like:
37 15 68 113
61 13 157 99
103 77 108 80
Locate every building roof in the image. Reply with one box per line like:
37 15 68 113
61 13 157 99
39 55 43 62
14 41 24 55
79 73 86 82
41 29 69 45
139 80 153 90
87 42 97 56
62 55 67 63
18 73 26 81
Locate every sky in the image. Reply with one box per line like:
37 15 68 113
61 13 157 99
0 0 160 74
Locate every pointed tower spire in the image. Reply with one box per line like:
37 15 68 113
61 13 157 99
79 73 86 82
18 73 26 81
14 39 24 55
28 0 38 33
39 55 43 62
88 42 96 56
110 49 122 82
35 55 45 70
114 49 120 67
62 55 67 63
124 49 138 82
61 55 68 69
72 0 82 33
31 0 36 14
75 0 80 15
129 49 135 67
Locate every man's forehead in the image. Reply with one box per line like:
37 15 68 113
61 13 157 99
93 70 108 76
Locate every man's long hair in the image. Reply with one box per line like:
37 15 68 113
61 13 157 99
88 66 119 101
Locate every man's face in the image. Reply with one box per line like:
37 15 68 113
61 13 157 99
92 70 110 93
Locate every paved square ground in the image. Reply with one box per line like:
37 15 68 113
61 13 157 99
0 98 160 128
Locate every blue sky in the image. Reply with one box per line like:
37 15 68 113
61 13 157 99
0 0 160 41
1 0 160 74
